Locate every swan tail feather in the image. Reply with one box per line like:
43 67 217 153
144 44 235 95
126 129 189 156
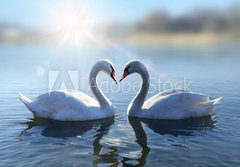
194 97 222 116
18 93 51 118
212 96 223 106
18 93 36 113
198 96 223 106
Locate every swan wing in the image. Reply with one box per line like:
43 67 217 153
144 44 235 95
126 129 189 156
35 90 99 112
19 90 100 119
144 89 190 107
143 92 220 119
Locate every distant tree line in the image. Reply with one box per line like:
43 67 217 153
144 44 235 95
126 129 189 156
104 5 240 36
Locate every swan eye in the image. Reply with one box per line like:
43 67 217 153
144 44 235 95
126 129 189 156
125 66 130 73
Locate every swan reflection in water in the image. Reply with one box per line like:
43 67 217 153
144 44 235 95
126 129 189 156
124 116 217 166
20 116 216 166
20 117 119 166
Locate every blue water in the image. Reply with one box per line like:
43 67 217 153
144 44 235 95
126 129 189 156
0 44 240 166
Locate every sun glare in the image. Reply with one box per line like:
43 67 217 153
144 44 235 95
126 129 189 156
49 6 94 45
64 14 79 27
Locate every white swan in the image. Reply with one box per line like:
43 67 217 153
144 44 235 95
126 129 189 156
18 59 117 121
120 60 222 120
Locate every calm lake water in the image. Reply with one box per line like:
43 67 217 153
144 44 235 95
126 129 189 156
0 44 240 166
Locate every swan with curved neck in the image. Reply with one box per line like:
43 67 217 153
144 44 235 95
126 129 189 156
120 60 222 120
19 59 117 121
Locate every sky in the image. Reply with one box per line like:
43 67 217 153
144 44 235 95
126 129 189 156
0 0 239 28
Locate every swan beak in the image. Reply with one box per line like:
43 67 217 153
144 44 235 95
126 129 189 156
111 72 118 84
120 70 128 81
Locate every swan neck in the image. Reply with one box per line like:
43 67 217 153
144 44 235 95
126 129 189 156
89 66 110 108
130 67 149 113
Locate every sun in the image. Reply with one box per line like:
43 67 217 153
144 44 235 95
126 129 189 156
49 6 94 45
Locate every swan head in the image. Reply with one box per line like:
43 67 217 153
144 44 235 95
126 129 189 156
98 59 118 84
120 60 146 81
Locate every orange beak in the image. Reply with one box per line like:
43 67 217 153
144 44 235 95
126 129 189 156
111 72 118 84
120 70 129 81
